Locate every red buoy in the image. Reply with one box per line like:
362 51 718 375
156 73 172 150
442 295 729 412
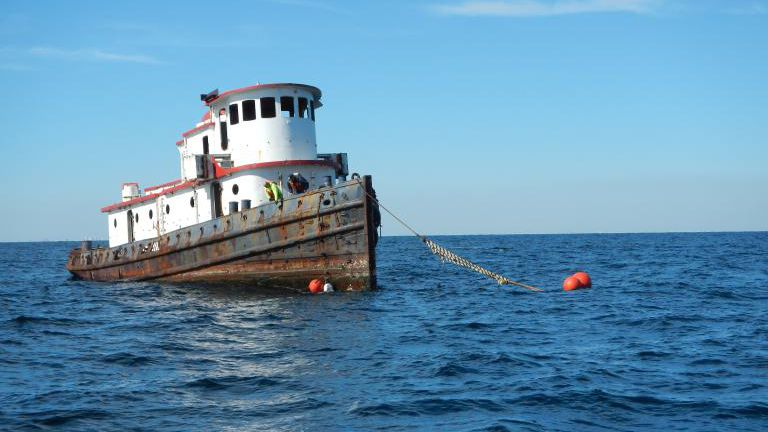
563 276 583 291
308 279 324 294
573 272 592 288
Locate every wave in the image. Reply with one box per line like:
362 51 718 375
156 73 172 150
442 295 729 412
183 375 281 391
9 315 85 326
688 358 727 366
349 397 507 417
100 352 154 367
32 409 111 427
435 362 478 377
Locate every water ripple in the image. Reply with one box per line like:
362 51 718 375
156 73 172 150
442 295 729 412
1 233 767 431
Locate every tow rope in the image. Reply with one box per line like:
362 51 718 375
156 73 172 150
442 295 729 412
355 180 542 293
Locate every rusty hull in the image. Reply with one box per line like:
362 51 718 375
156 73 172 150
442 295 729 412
67 176 378 291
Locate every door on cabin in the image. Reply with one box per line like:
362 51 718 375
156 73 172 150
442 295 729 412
126 210 135 243
211 182 223 218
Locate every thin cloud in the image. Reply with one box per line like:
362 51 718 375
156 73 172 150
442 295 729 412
29 47 163 65
432 0 658 17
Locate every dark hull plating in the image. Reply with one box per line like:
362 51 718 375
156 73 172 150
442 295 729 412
67 176 378 291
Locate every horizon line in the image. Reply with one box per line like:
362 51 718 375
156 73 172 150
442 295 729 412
2 229 766 243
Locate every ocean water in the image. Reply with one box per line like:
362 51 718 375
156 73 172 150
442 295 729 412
1 232 767 431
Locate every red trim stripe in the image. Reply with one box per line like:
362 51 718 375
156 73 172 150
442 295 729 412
181 121 213 138
144 179 182 193
212 159 338 178
101 180 197 213
101 160 338 213
205 83 322 106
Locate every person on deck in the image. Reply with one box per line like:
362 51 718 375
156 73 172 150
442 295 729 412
264 181 282 205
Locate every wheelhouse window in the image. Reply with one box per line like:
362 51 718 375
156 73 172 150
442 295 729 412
260 97 276 118
202 136 209 155
298 97 308 118
229 103 239 125
219 109 228 151
242 100 256 121
280 96 294 118
310 100 315 121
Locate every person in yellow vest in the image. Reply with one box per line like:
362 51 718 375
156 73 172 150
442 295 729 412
263 181 283 204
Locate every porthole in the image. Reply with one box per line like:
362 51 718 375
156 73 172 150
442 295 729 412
113 219 117 228
190 197 195 207
149 209 153 219
165 204 170 214
232 184 239 195
135 213 139 223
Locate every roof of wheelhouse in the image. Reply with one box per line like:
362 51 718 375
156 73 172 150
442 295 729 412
205 83 322 106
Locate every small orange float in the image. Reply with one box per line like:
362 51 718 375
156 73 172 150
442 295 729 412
563 276 583 291
573 271 592 288
308 279 324 294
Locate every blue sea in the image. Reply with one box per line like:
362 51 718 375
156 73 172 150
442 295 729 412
1 232 767 431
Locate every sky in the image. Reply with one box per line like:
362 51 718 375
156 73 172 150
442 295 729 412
0 0 766 241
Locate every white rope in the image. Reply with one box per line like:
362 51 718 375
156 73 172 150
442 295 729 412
354 179 542 292
423 238 542 292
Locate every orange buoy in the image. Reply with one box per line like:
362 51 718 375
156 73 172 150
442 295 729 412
308 279 324 294
573 271 592 288
563 276 584 291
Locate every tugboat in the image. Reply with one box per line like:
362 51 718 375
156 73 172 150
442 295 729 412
67 83 380 291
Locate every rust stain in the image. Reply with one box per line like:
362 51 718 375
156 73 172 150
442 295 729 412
67 178 379 291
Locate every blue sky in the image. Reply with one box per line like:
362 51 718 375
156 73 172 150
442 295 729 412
0 0 766 241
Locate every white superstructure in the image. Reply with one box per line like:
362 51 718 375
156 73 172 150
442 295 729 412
102 83 348 247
